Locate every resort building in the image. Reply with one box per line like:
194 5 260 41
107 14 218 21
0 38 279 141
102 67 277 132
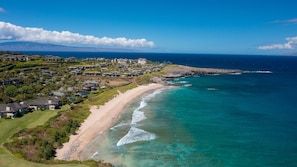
0 102 29 118
83 71 101 76
28 97 61 111
43 55 63 61
138 58 147 65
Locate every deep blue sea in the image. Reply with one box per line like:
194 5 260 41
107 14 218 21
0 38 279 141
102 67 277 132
27 52 297 166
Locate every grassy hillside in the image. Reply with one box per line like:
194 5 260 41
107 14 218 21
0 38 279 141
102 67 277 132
0 106 88 167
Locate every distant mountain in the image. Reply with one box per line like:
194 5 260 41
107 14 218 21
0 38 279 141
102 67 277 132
0 41 136 52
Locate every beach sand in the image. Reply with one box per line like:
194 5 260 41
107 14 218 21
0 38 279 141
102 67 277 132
55 83 164 160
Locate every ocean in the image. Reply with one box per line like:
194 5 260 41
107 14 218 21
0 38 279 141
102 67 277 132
26 52 297 166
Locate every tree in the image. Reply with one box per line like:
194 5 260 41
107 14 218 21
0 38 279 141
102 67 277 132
0 94 12 103
19 85 34 94
39 143 55 160
5 85 18 97
33 83 43 92
15 94 27 102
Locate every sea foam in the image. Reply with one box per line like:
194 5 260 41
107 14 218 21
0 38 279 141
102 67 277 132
91 151 99 159
116 127 156 146
131 89 163 124
131 109 147 125
177 81 189 84
243 70 272 74
110 121 130 130
116 89 163 146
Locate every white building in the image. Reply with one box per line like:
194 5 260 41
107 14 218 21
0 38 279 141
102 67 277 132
138 58 147 65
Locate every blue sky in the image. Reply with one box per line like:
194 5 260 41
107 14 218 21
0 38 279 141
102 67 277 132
0 0 297 55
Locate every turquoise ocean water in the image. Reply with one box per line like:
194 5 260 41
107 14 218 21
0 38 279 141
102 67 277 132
72 55 297 166
28 52 297 166
84 72 297 166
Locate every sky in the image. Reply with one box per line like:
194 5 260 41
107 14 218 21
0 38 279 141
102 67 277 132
0 0 297 55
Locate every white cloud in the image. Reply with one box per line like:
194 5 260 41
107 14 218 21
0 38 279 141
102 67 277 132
0 21 154 48
0 8 5 12
272 18 297 24
258 36 297 50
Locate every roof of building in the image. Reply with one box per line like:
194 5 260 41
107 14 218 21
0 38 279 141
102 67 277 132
28 97 60 106
0 102 28 113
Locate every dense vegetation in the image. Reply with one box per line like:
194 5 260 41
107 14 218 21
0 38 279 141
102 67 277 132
0 57 74 104
0 107 89 167
3 105 112 166
85 83 137 106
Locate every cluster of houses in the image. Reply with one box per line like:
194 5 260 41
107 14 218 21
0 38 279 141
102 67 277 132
0 53 73 62
51 80 102 96
0 53 166 119
81 80 101 91
68 58 164 77
0 54 35 62
0 97 61 119
0 78 23 86
1 54 164 79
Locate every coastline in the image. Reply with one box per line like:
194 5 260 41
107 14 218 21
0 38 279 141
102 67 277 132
55 83 164 160
162 65 242 79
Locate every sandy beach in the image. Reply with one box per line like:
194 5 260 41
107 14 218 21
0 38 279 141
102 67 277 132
55 83 164 160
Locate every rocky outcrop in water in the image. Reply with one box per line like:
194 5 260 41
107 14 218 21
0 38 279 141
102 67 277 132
162 65 242 79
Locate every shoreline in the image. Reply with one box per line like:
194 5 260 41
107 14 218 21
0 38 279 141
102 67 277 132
54 64 239 161
55 83 164 160
162 65 242 79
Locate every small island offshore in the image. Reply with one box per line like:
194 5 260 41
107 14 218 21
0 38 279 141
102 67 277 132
0 51 241 167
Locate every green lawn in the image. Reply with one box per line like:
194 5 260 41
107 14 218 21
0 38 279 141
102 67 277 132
0 106 87 167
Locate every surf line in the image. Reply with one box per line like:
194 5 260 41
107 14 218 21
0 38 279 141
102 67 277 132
116 88 164 146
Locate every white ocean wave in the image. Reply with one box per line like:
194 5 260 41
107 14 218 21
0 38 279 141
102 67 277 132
110 121 130 130
177 81 189 84
130 88 164 125
115 89 164 146
207 88 218 91
184 84 192 87
116 127 156 146
143 88 164 101
91 151 99 159
131 109 147 125
206 73 220 76
243 70 272 74
130 100 147 124
229 72 242 75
